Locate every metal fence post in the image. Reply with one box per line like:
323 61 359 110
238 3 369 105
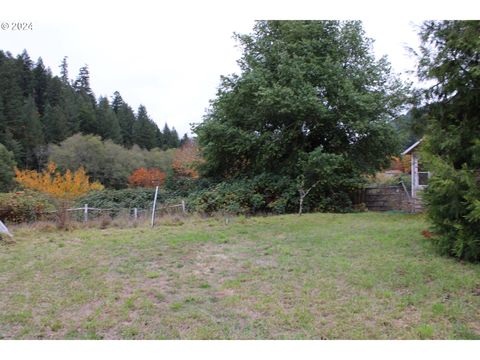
181 200 186 214
151 186 159 228
133 207 138 220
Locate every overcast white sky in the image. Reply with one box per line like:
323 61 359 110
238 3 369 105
1 0 478 136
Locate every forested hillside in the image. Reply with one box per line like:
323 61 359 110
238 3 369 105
0 50 185 170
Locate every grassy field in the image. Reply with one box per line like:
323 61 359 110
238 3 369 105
0 212 479 339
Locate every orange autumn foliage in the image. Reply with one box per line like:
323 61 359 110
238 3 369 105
128 168 166 188
172 141 202 178
402 154 412 174
390 157 404 172
15 162 104 201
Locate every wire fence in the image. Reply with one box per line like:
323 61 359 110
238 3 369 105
71 201 186 223
7 200 188 224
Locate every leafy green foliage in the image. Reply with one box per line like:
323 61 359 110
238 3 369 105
418 21 480 261
49 134 175 189
185 173 354 216
195 21 409 213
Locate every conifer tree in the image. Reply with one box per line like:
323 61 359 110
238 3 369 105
16 50 34 97
179 133 189 146
0 143 16 192
418 20 480 261
73 65 96 105
133 105 157 150
78 99 98 136
97 96 122 143
42 103 68 144
59 56 69 84
117 103 136 148
170 127 180 148
17 96 44 168
111 91 123 113
32 57 50 116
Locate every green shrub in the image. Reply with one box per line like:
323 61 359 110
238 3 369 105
423 160 480 262
75 188 166 210
75 174 359 217
0 190 56 223
186 174 358 216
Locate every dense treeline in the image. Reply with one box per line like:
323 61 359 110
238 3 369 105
49 134 175 189
0 49 183 171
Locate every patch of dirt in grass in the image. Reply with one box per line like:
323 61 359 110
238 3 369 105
391 305 421 330
215 289 235 298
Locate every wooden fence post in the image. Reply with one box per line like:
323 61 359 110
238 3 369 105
84 204 88 223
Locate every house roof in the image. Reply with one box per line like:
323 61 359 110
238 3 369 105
401 138 423 156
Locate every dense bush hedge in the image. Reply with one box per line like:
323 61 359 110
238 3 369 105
0 191 56 223
186 175 357 215
76 188 165 210
73 173 358 216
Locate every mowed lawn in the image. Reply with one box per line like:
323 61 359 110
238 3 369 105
0 213 479 340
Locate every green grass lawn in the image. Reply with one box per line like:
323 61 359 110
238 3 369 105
0 212 479 339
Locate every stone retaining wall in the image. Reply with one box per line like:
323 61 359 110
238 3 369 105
364 185 415 212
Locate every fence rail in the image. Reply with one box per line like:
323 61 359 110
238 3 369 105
67 201 187 223
0 200 187 224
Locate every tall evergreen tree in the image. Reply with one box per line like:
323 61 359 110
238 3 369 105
0 143 16 192
111 91 123 113
117 103 136 148
78 99 98 136
133 105 157 150
17 96 44 168
73 65 96 106
59 56 69 85
155 127 164 149
179 133 189 146
161 123 171 149
16 50 34 97
42 103 68 144
170 127 180 148
418 20 480 261
0 95 22 162
61 83 80 136
32 57 50 116
97 96 122 143
0 52 24 137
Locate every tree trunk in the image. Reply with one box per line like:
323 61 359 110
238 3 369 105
298 190 305 216
56 200 70 229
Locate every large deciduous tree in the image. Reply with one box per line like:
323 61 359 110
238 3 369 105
195 21 409 210
417 20 480 262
